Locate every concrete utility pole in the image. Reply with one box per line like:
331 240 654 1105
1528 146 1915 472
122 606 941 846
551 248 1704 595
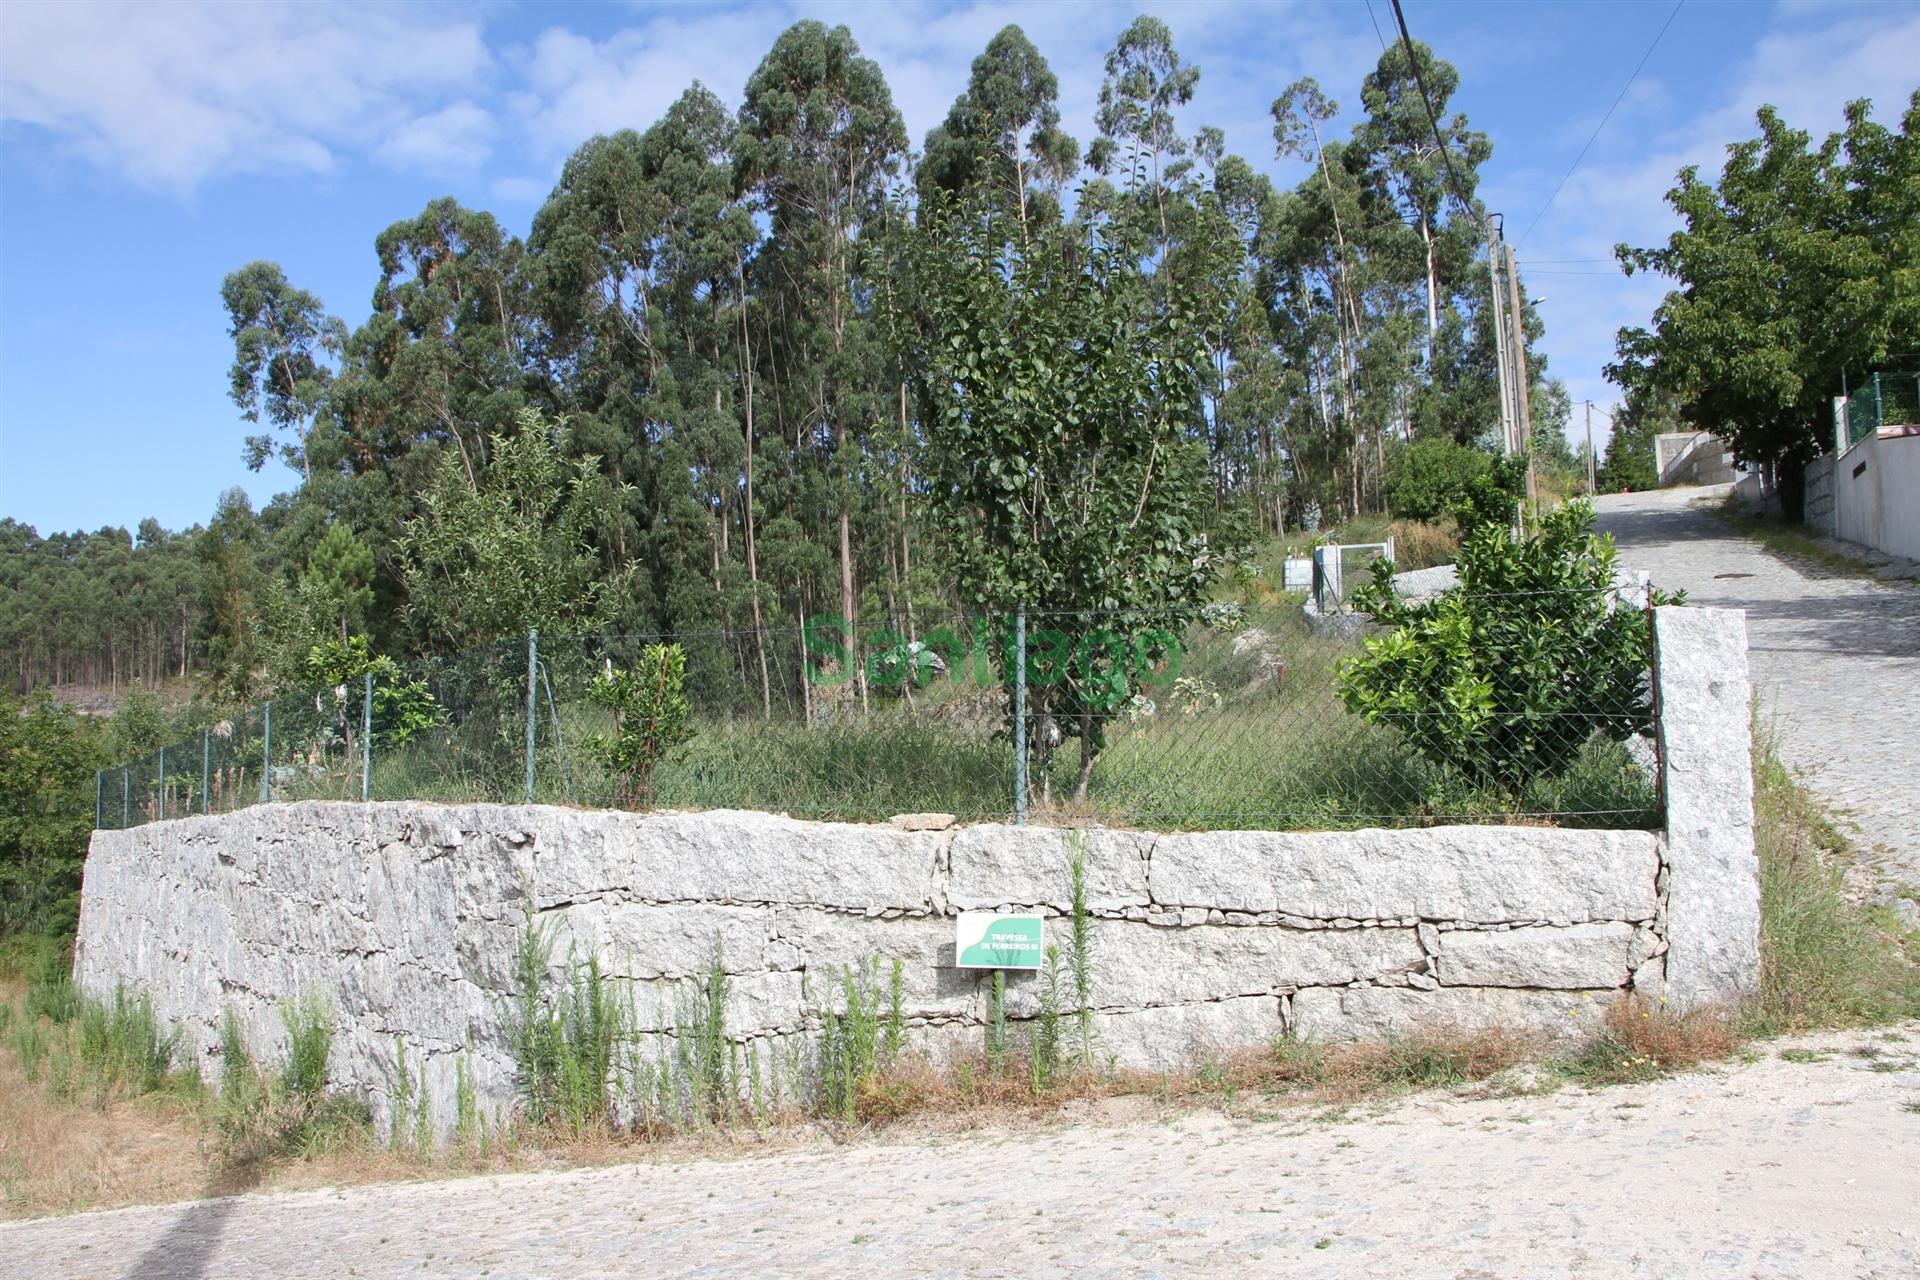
1486 231 1515 459
1585 400 1597 493
1502 242 1538 507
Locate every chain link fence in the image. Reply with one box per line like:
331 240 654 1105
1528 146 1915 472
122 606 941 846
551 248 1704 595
93 588 1664 834
1843 371 1920 450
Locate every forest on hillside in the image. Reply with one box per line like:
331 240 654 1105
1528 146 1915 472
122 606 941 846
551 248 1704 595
1 18 1580 703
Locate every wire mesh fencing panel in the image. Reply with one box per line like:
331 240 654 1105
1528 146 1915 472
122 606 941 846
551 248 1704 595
92 587 1663 834
1844 371 1920 448
532 610 1019 821
1309 540 1396 614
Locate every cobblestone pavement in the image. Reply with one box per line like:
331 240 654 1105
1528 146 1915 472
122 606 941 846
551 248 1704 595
1594 486 1920 892
3 1024 1916 1280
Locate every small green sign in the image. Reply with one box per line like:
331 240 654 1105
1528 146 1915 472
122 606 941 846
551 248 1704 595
955 912 1044 970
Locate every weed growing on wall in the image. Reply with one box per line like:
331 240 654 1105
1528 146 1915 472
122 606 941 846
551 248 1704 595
1064 833 1097 1068
216 993 370 1162
1031 946 1065 1091
280 988 333 1100
503 912 633 1133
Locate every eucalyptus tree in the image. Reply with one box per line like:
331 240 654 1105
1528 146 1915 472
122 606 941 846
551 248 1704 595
347 198 535 488
1087 15 1200 241
917 24 1079 236
221 262 345 481
1352 39 1490 371
736 20 907 706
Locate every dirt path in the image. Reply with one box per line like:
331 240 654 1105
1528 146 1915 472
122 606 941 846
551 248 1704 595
1594 486 1920 894
4 1024 1916 1280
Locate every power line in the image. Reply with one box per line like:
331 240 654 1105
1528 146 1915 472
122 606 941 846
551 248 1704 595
1362 0 1391 53
1516 0 1685 247
1385 0 1480 224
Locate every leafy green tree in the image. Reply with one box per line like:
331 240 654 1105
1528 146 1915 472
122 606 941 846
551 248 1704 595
1339 502 1675 792
298 635 443 750
196 488 269 697
1087 16 1200 240
1610 92 1919 512
1 694 104 937
893 176 1240 800
300 524 374 642
398 409 627 650
1595 386 1674 492
1353 38 1490 369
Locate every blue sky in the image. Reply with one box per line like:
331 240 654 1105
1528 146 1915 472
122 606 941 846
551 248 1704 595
2 0 1915 534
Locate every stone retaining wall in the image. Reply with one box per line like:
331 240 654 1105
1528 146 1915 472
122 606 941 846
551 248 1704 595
72 606 1756 1129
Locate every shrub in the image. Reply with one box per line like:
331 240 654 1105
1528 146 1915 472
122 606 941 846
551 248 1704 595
586 644 694 806
1383 439 1492 522
1338 501 1678 793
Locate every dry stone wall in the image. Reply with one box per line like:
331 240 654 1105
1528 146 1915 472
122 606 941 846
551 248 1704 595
72 605 1754 1131
77 804 1662 1128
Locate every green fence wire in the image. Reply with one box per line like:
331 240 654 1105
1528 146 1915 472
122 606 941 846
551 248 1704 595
1843 371 1920 450
92 590 1665 835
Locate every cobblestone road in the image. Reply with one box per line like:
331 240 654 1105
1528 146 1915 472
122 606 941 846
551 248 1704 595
3 1025 1916 1280
1594 486 1920 891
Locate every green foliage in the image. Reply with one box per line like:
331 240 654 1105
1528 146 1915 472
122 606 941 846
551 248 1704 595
1611 92 1919 484
0 694 103 938
1065 833 1097 1067
1383 439 1493 522
1449 454 1529 536
399 409 627 650
279 988 334 1100
585 645 694 807
893 151 1241 799
502 910 631 1132
1746 747 1920 1034
817 958 888 1122
1338 502 1677 792
74 986 179 1095
1595 387 1674 493
213 1001 371 1162
299 635 443 750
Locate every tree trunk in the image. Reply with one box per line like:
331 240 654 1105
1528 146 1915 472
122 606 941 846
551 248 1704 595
1072 710 1096 802
739 267 772 718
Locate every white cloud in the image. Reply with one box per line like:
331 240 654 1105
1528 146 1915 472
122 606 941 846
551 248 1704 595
0 0 492 191
509 9 785 161
490 174 551 205
376 100 495 173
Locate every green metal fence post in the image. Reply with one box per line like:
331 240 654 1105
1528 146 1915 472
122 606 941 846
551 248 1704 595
362 672 373 802
261 702 271 805
202 729 211 815
121 768 129 827
525 629 539 805
95 770 102 830
158 745 166 820
1013 606 1027 826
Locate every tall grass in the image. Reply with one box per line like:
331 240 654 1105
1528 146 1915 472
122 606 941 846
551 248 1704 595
1745 748 1920 1034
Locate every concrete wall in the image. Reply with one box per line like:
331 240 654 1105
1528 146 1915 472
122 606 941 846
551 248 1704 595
1832 430 1920 561
71 608 1756 1130
1656 432 1737 487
